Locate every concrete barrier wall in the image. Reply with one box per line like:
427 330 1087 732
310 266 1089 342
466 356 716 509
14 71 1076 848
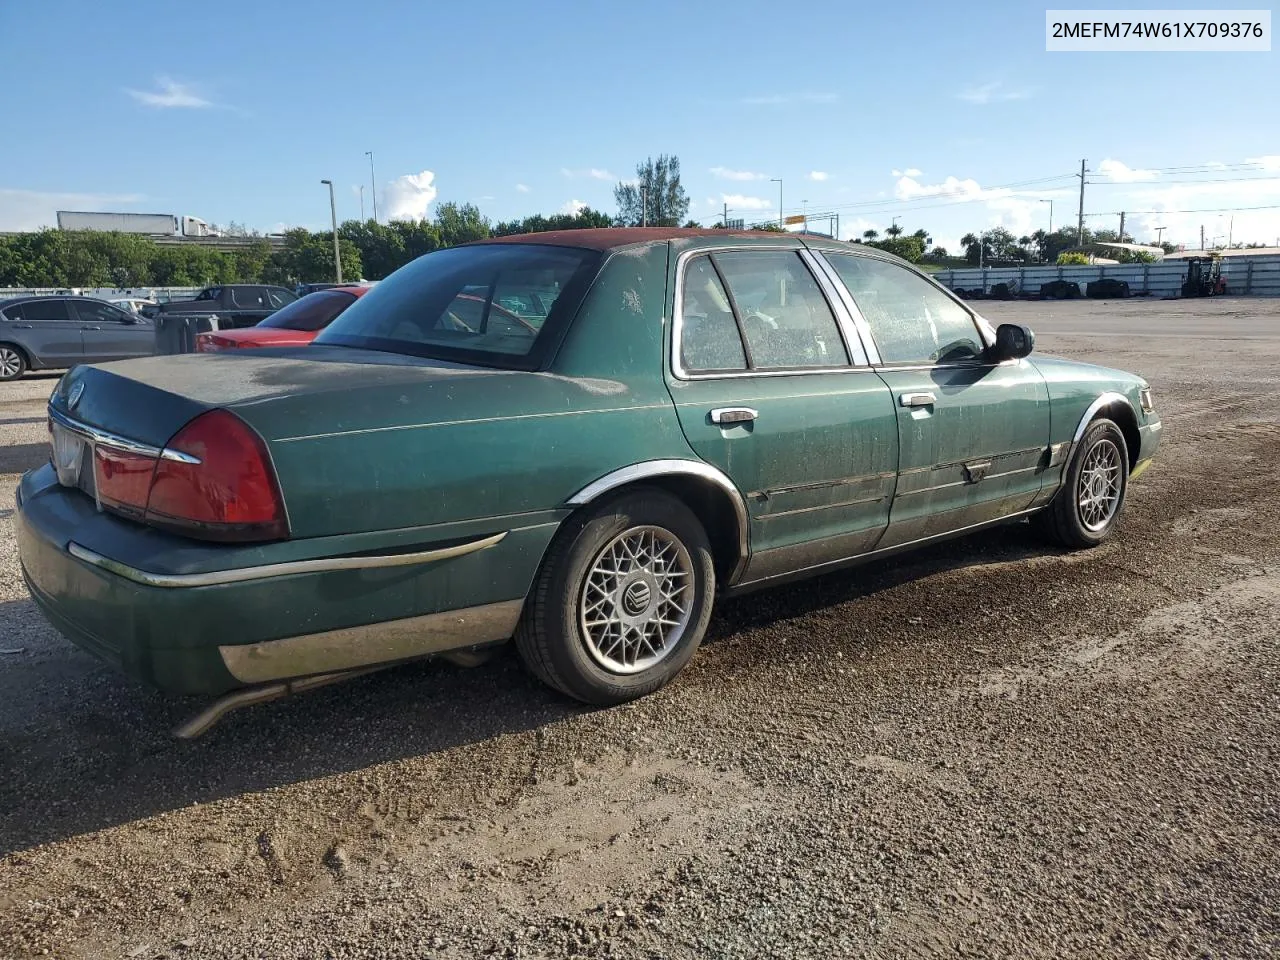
934 256 1280 297
0 287 201 303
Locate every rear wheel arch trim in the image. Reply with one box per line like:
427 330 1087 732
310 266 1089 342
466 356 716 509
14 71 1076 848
566 460 750 584
1071 391 1140 468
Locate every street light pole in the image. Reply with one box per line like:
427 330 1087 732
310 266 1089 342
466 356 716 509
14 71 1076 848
640 184 648 227
365 151 378 223
1041 198 1053 234
320 179 342 284
770 178 782 228
359 185 365 222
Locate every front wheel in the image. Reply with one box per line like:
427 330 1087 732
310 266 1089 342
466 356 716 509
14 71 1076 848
515 488 716 705
1033 417 1129 548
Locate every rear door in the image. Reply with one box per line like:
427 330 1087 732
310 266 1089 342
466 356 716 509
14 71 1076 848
72 300 155 361
9 299 84 366
820 252 1051 546
665 246 899 585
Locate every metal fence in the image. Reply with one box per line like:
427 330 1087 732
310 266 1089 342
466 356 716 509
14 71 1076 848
933 255 1280 298
0 286 201 303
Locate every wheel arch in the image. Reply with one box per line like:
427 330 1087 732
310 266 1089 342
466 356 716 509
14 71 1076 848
1072 391 1141 471
566 460 750 586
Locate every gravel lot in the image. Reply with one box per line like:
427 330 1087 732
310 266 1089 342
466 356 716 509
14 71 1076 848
1 297 1277 959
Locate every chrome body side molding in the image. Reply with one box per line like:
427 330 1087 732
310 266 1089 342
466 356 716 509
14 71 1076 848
567 459 751 584
219 598 525 684
67 531 508 589
1071 391 1135 443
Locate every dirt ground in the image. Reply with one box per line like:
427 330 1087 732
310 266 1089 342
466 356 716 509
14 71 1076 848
0 297 1277 959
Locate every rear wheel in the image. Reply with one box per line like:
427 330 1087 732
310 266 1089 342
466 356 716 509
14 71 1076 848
515 488 715 705
0 345 27 381
1033 418 1129 548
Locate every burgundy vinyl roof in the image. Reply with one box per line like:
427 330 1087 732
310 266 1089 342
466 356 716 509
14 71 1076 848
478 227 799 251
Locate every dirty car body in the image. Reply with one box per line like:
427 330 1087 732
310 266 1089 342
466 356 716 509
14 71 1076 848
16 229 1161 706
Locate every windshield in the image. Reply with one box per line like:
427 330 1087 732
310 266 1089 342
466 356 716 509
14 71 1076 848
258 290 358 332
316 244 601 369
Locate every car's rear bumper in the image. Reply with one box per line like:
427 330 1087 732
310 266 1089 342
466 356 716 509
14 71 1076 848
17 465 555 696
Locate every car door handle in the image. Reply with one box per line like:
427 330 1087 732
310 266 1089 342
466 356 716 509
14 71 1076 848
899 392 936 408
82 325 101 330
709 407 759 425
13 324 32 329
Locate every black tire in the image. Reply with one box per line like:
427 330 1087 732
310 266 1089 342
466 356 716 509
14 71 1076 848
515 487 716 705
0 344 28 381
1032 418 1129 548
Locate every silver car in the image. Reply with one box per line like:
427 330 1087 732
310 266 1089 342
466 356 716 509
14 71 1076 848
0 296 156 380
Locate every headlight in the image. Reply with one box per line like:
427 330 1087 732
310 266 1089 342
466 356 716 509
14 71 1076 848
1139 386 1154 414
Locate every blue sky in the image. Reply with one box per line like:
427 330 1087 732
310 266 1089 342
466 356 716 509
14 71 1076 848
1 0 1277 251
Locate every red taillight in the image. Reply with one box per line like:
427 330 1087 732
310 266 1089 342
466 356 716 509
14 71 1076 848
195 334 242 352
93 446 156 518
145 410 287 541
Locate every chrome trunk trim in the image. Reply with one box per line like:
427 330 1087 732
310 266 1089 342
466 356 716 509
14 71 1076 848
218 598 525 684
67 530 507 589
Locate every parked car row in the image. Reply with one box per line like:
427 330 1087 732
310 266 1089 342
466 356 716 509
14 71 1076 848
0 296 155 380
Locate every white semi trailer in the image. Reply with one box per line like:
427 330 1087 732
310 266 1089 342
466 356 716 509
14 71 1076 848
56 211 215 237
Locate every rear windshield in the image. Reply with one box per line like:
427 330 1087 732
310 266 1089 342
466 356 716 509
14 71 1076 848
316 244 601 370
258 290 357 332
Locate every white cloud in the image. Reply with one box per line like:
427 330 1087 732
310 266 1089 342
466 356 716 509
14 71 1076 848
515 183 530 193
1246 155 1280 172
1097 158 1158 182
561 199 588 215
807 171 830 182
895 174 1005 202
891 168 923 178
955 82 1034 105
0 188 146 231
125 77 213 109
561 167 615 181
710 166 766 181
740 92 839 106
722 194 772 211
383 170 438 221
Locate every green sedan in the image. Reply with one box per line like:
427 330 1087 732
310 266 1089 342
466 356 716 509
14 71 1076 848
17 228 1161 720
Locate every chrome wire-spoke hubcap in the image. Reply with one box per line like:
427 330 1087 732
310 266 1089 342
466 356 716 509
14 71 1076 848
1077 438 1123 531
0 349 19 377
580 525 694 674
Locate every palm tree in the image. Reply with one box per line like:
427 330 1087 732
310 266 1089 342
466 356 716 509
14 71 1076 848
862 228 879 241
885 223 904 238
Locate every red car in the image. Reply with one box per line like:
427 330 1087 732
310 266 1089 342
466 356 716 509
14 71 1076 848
194 285 371 351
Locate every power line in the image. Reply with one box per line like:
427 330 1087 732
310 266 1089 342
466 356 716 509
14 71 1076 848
1084 202 1280 216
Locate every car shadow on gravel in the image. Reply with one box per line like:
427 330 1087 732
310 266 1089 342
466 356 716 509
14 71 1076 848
0 521 1058 856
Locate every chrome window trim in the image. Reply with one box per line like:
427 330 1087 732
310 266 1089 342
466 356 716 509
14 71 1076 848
66 531 508 589
567 458 750 584
669 245 870 381
808 251 882 364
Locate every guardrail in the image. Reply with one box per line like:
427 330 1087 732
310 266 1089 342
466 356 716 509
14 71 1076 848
0 286 202 303
933 255 1280 297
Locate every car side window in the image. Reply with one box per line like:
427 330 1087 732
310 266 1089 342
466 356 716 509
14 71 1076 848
712 251 849 369
73 301 135 324
267 289 292 309
826 254 985 365
21 300 72 322
678 256 747 372
232 287 266 309
0 304 21 322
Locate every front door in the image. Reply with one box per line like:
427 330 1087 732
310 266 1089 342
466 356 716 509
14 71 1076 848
72 300 155 361
665 247 899 584
10 299 84 366
820 252 1051 547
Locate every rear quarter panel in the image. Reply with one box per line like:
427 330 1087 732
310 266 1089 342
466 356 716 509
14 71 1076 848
247 245 695 539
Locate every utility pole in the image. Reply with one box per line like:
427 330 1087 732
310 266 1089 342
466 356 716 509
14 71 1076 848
802 200 809 232
771 178 782 228
320 179 342 284
365 151 378 224
1041 198 1054 234
1200 224 1206 252
1228 216 1234 248
835 213 840 241
979 230 985 270
1118 211 1126 242
723 201 729 228
1076 159 1088 243
1155 226 1166 246
359 185 365 222
641 184 648 227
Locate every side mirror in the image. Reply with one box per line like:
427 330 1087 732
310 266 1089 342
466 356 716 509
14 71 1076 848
992 323 1034 361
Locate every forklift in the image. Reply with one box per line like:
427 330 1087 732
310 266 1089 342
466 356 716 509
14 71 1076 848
1181 256 1226 297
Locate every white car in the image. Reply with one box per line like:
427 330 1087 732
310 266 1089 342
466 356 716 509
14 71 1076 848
109 297 158 315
